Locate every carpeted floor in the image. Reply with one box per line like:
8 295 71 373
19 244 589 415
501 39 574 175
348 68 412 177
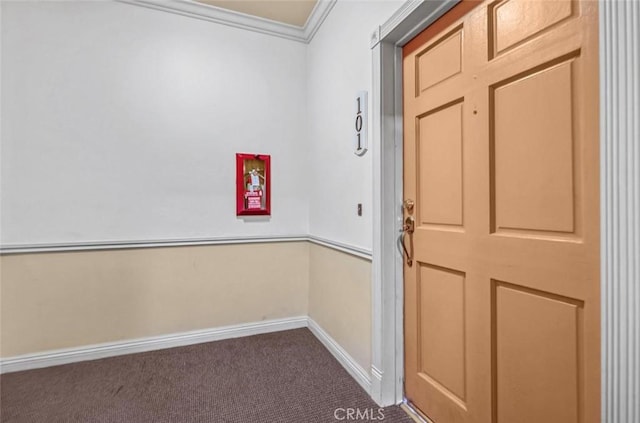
0 328 414 423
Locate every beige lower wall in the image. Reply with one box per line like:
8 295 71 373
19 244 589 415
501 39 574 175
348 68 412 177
0 242 309 357
308 243 372 374
0 241 372 370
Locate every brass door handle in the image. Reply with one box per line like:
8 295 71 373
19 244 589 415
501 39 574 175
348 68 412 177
400 216 415 267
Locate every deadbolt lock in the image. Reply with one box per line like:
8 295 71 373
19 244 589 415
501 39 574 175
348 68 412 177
404 216 415 234
403 199 415 214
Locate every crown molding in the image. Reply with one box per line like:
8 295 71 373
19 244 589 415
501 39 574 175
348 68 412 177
302 0 336 41
117 0 336 44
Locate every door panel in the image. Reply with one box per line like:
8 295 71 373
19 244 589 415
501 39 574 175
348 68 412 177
417 27 464 92
492 58 577 234
419 264 467 402
402 1 599 422
418 100 464 227
490 0 575 56
493 281 583 423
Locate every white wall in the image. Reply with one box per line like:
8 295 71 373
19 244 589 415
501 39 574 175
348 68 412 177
306 0 404 251
1 0 407 250
0 0 308 246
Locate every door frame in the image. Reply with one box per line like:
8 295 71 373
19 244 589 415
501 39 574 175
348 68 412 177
369 2 640 420
370 0 461 406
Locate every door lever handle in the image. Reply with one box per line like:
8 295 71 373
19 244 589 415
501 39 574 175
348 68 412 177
400 216 415 267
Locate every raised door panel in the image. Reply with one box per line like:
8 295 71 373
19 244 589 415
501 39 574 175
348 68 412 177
492 58 577 236
417 27 464 94
418 264 467 403
417 101 465 227
491 0 574 57
494 281 582 423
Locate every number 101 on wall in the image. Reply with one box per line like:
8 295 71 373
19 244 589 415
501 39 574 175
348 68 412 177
354 91 368 156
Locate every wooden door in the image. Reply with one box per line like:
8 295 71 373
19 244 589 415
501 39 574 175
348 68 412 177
402 1 600 422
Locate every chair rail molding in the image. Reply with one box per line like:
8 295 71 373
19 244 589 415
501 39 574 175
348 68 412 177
0 235 308 255
0 235 371 259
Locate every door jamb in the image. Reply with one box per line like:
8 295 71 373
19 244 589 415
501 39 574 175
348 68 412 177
369 0 461 406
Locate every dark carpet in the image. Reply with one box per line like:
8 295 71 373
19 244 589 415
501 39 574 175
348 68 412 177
0 328 413 423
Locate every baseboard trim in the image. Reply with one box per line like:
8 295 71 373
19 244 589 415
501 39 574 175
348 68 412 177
0 317 372 397
0 316 307 374
307 318 372 394
370 365 384 406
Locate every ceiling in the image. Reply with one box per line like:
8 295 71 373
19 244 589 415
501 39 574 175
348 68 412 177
195 0 318 27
